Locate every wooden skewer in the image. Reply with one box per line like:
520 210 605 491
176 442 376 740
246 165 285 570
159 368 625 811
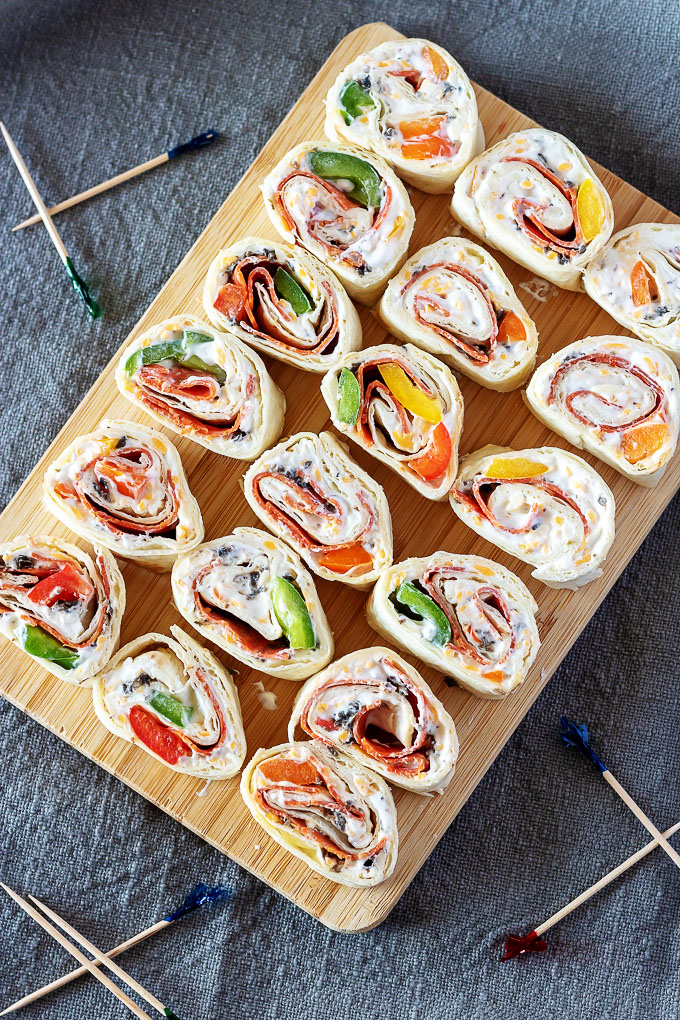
27 895 175 1018
13 129 219 231
0 884 153 1020
502 819 680 960
0 122 100 317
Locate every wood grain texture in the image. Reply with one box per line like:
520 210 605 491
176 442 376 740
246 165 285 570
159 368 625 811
0 22 678 932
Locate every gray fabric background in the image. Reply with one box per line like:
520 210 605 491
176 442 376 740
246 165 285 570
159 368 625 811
1 1 679 1017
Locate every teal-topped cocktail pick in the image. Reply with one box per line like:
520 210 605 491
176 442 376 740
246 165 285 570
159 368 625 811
0 120 101 317
560 715 680 870
0 883 231 1015
13 128 220 231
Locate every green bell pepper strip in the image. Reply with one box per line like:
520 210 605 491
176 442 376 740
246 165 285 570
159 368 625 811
274 267 313 315
394 581 452 647
337 368 361 426
20 624 79 669
124 330 226 384
271 577 316 650
149 691 194 728
339 81 376 124
308 150 382 209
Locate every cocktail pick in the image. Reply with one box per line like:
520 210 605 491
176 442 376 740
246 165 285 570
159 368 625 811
12 129 220 230
1 884 153 1020
560 717 680 869
501 819 680 960
0 882 231 1015
0 121 101 317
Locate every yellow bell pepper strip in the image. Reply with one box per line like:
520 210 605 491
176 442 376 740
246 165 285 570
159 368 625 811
125 331 226 384
394 581 451 646
486 456 548 479
575 179 604 242
149 691 194 728
410 422 452 481
270 576 316 650
21 624 79 669
308 150 382 209
339 81 376 124
273 267 313 314
378 364 442 423
337 367 361 425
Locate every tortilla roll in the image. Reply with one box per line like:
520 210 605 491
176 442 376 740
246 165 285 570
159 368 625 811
43 419 204 571
92 625 246 779
0 535 125 686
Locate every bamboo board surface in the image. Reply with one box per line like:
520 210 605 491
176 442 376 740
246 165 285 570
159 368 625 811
1 21 678 933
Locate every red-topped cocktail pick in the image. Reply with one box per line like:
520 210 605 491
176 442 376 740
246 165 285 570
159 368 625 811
501 931 548 961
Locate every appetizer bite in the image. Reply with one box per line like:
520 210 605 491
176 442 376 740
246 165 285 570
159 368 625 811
380 237 538 390
321 343 463 499
324 37 483 193
261 140 414 303
116 315 285 458
93 625 246 778
366 553 540 698
451 129 614 290
244 431 393 588
241 741 398 887
172 527 333 681
0 536 125 685
43 419 203 570
583 223 680 363
288 647 458 793
525 335 680 486
203 237 361 373
450 445 615 588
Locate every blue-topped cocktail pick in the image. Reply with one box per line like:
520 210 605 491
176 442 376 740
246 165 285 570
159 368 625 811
0 882 232 1015
560 716 680 870
12 129 220 232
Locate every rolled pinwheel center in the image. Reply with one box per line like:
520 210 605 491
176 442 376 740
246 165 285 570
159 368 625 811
583 223 680 361
244 432 392 587
524 335 680 485
93 627 245 778
171 528 333 680
379 239 538 390
241 741 398 886
0 536 125 684
366 552 540 698
324 38 483 193
288 647 458 792
452 128 614 289
450 446 615 587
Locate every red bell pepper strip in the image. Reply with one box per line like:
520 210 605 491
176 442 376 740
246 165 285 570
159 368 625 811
409 422 452 481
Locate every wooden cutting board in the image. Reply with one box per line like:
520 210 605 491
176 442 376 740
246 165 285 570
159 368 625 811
1 21 678 933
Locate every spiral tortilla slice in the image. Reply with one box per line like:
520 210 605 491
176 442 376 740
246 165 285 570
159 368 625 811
380 237 538 390
452 128 614 290
324 37 483 194
243 431 393 588
525 335 680 486
583 223 680 363
321 343 464 499
450 444 615 588
203 237 362 372
288 646 458 793
43 419 204 571
171 527 333 680
92 625 246 779
366 553 539 699
241 740 398 887
261 140 415 304
0 535 125 686
115 314 285 458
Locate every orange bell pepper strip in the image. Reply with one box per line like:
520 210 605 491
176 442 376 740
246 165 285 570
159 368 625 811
258 757 320 786
630 260 656 307
496 311 526 345
400 116 456 160
410 422 452 481
422 44 448 81
318 544 373 574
